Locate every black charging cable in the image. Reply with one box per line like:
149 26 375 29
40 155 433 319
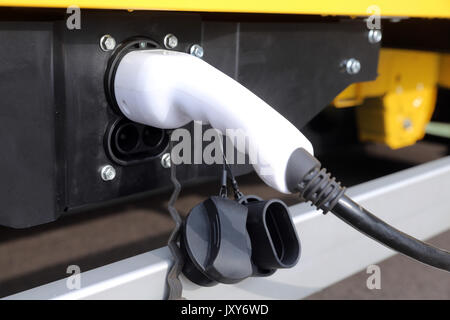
219 164 228 198
221 155 245 201
286 148 450 272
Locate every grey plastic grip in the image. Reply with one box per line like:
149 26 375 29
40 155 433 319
286 148 345 213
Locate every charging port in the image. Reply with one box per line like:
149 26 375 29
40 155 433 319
105 117 169 166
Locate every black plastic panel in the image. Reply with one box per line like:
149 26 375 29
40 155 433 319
0 22 56 227
0 9 379 228
203 19 379 129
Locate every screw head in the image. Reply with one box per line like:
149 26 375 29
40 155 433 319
403 118 413 130
100 165 116 181
368 29 382 44
190 44 204 58
164 34 178 49
161 153 171 168
344 58 361 75
100 35 116 51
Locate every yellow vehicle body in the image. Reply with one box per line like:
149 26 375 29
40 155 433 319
334 50 449 149
1 0 450 18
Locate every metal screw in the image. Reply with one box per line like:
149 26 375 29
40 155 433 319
139 41 147 49
403 118 413 130
190 44 204 58
161 153 171 168
343 58 361 75
164 34 178 49
99 35 116 51
100 165 116 181
413 97 423 108
368 30 382 44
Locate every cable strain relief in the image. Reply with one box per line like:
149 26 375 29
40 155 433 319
285 148 345 214
297 168 345 214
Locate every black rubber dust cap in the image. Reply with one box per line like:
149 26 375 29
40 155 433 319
245 199 301 271
181 196 253 286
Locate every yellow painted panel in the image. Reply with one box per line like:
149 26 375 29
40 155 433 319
355 49 440 149
333 85 364 108
1 0 450 18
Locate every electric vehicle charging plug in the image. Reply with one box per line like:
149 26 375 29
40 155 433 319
109 48 450 278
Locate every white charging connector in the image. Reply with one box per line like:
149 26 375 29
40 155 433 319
113 49 313 193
